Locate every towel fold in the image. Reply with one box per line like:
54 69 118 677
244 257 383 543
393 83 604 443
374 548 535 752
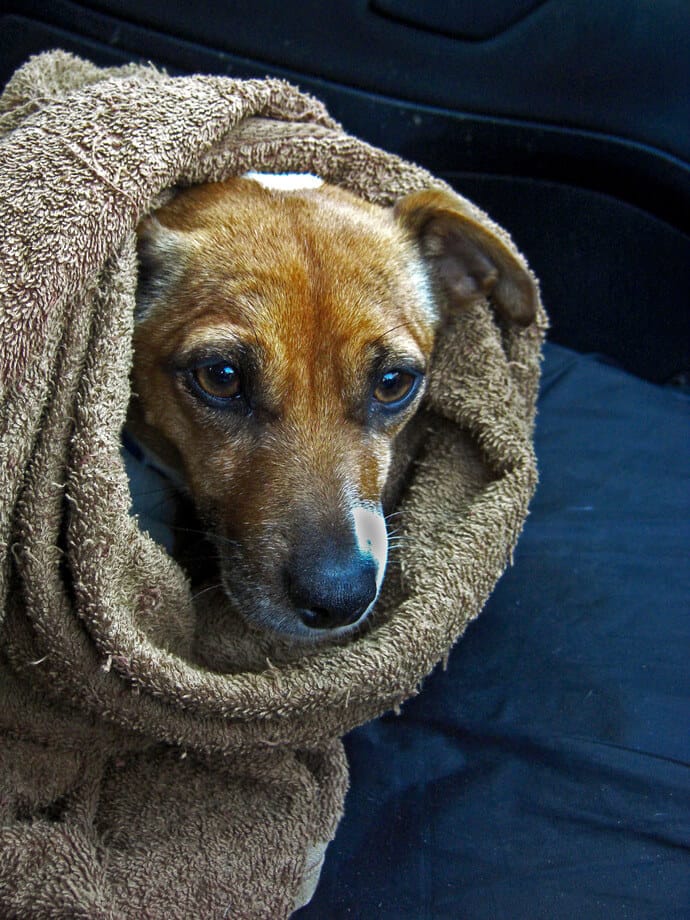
0 51 546 918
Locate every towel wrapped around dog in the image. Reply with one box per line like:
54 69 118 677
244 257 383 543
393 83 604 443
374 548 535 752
0 51 546 918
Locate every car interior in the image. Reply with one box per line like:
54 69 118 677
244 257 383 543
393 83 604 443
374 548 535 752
1 1 687 916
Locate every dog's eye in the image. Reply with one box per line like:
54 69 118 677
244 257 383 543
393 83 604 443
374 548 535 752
373 369 420 408
192 362 242 401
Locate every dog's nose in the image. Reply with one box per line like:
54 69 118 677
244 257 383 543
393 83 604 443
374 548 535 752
286 545 379 630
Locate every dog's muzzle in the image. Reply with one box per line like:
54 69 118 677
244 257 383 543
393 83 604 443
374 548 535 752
285 503 387 632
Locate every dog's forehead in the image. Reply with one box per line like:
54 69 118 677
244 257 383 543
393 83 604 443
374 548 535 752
171 180 436 359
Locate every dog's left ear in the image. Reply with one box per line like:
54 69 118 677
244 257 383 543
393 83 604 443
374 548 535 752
395 188 538 327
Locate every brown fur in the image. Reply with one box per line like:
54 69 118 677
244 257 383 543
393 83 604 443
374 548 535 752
129 177 536 641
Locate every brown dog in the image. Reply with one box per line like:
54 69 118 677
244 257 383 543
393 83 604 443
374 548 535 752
128 174 536 642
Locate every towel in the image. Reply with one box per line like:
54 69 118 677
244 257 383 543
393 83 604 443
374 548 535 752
0 51 546 918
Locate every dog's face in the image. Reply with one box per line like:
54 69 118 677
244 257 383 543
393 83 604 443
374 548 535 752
129 176 536 643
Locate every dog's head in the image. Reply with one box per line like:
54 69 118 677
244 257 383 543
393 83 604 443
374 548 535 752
129 176 536 642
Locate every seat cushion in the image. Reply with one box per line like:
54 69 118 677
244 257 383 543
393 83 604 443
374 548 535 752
297 342 689 919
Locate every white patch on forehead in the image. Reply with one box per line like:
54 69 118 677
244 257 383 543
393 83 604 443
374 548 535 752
244 171 324 191
353 503 389 593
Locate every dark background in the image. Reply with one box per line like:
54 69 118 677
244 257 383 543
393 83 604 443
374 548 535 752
1 0 689 382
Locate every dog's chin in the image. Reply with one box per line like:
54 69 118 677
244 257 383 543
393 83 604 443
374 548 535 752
219 575 374 647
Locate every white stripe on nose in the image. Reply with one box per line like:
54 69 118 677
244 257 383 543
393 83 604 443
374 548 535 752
352 504 388 592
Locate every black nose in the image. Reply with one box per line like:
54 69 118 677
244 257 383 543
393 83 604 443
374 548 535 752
286 544 379 631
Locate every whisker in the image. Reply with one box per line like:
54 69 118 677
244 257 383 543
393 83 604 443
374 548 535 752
162 523 241 549
369 320 415 349
176 553 220 565
387 535 408 549
191 583 225 602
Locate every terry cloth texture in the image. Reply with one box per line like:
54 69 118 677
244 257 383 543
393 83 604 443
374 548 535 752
0 51 546 919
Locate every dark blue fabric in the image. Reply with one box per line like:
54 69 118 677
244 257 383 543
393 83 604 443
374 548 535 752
298 343 690 919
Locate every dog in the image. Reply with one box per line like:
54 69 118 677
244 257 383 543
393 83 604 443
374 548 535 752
128 173 537 643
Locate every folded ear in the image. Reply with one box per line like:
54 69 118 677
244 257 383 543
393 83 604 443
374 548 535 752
395 188 538 327
135 217 185 321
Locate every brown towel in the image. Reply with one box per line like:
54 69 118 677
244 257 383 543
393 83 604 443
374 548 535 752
0 51 547 918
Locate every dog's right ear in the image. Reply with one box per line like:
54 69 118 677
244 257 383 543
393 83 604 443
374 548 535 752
135 216 185 321
395 188 538 327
